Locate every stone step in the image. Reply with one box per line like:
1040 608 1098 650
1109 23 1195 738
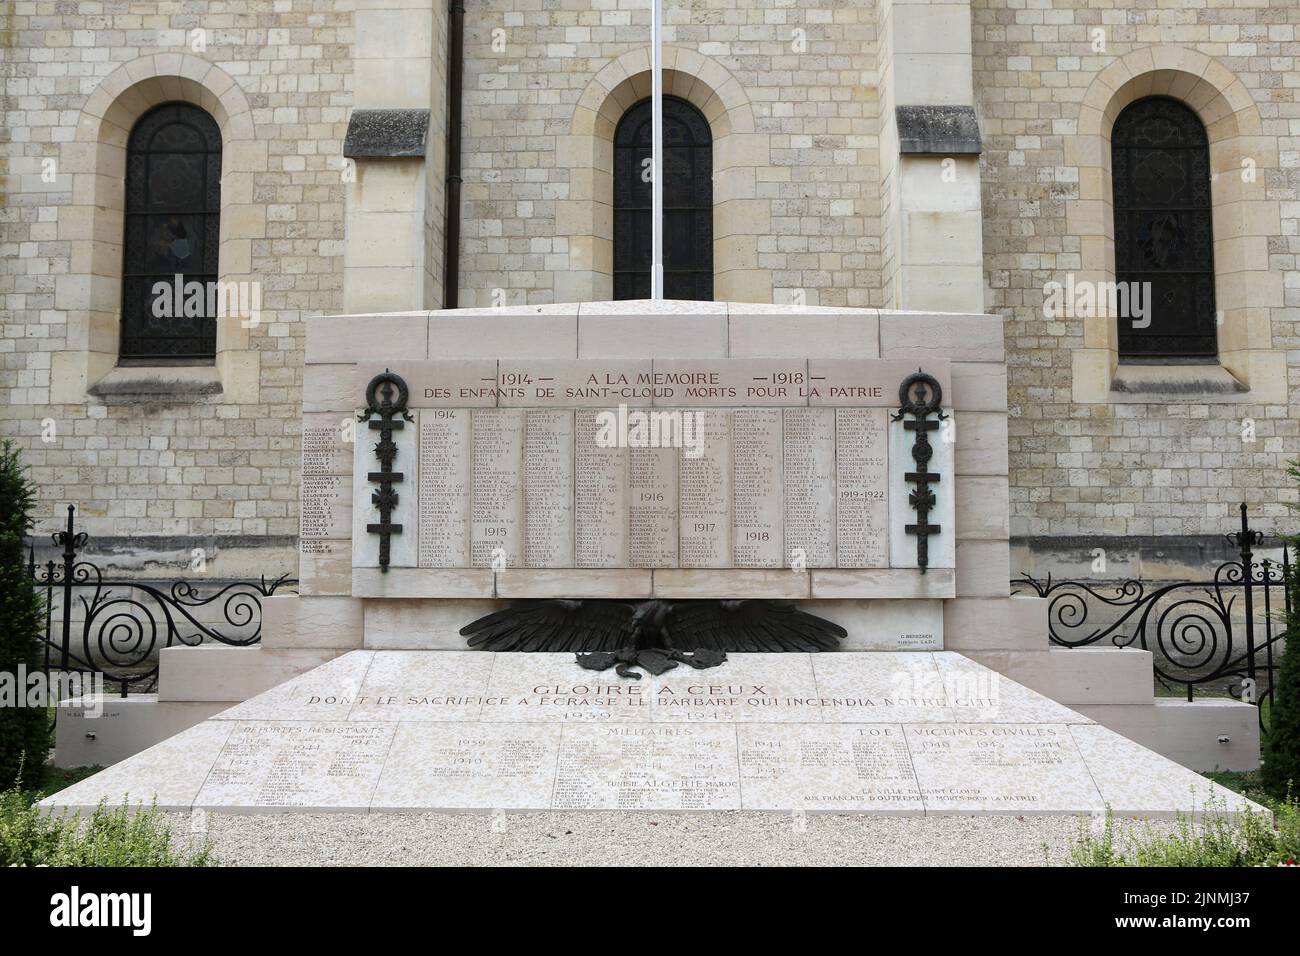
1076 699 1261 773
942 596 1048 652
963 648 1154 706
54 695 228 769
261 594 365 650
158 646 343 702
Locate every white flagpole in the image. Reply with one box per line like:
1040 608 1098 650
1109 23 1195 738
650 0 664 300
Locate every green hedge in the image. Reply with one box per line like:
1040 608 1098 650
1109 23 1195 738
0 780 215 867
1069 796 1299 867
0 441 49 789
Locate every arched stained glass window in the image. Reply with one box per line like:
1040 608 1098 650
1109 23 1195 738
1112 96 1217 362
613 96 713 301
121 102 222 363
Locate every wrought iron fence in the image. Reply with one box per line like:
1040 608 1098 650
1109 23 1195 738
27 504 296 697
1012 503 1288 733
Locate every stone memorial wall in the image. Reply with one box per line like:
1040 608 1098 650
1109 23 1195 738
328 357 954 600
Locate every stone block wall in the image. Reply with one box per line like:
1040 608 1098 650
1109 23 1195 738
972 1 1300 558
456 0 884 308
0 2 354 576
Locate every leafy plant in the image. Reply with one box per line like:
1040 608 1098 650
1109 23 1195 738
1069 793 1299 867
0 441 49 788
1263 460 1300 798
0 763 215 867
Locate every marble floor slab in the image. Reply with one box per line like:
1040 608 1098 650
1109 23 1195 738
41 651 1265 818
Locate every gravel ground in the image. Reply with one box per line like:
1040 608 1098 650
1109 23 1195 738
168 811 1183 866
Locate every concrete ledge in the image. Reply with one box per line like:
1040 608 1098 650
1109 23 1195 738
158 646 343 702
306 312 430 365
653 569 811 599
812 568 955 599
54 695 227 769
1076 699 1261 773
262 594 365 650
352 567 495 598
498 569 653 598
363 598 507 649
964 648 1154 705
1110 363 1247 401
879 312 1004 363
943 596 1047 651
86 365 224 405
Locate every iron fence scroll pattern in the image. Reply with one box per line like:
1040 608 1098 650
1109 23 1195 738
27 505 296 697
1012 504 1288 733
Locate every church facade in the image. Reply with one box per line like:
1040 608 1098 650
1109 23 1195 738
2 0 1297 579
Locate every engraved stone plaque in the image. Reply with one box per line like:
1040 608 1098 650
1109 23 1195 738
732 408 783 568
195 722 394 809
418 409 471 568
629 442 679 567
470 409 524 568
343 357 956 595
679 409 732 568
301 414 352 476
49 651 1262 819
835 407 889 567
301 474 350 539
524 409 575 567
905 724 1105 813
371 722 560 810
551 723 741 810
651 359 808 407
737 724 922 812
782 407 835 567
496 360 653 406
574 409 629 567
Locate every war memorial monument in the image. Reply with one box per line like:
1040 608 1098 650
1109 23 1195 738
40 301 1264 818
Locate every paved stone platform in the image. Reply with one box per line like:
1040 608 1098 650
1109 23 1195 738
42 651 1264 818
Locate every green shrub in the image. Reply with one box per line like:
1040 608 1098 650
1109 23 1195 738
1069 794 1299 867
0 441 49 789
1262 475 1300 797
0 768 215 867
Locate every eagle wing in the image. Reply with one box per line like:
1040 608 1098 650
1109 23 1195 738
458 600 637 652
662 600 846 653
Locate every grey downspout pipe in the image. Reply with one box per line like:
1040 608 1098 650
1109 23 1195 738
443 0 465 309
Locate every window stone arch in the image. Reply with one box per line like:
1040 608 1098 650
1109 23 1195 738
558 47 769 304
1069 47 1284 402
53 55 260 403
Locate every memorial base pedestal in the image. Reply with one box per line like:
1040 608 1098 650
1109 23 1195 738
41 650 1265 819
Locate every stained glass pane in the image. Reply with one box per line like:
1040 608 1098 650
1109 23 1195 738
614 96 713 301
121 103 222 363
1112 97 1217 361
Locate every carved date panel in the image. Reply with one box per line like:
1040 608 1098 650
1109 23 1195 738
349 359 953 582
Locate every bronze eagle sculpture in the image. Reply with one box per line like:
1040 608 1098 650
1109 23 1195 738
458 599 847 678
